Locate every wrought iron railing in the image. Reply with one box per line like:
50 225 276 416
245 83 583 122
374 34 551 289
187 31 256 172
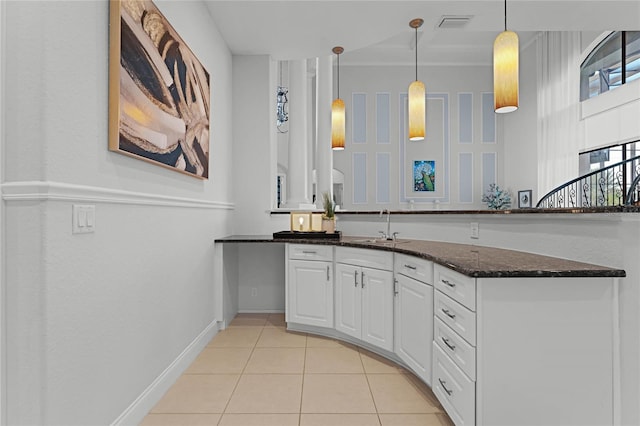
536 155 640 208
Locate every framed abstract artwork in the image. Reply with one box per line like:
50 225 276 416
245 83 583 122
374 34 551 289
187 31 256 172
109 0 210 178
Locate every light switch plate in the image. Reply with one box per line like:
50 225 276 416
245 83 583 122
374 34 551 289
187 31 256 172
72 204 95 234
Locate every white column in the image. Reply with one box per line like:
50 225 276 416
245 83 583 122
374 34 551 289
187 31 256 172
307 60 316 205
286 59 310 207
315 55 334 210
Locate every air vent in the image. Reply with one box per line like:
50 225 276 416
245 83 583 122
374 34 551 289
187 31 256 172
437 15 472 29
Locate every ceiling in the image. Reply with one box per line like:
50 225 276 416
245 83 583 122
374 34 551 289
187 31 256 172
204 0 640 66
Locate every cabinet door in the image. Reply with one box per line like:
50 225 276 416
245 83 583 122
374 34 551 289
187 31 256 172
335 263 361 340
361 266 394 351
395 274 433 385
288 260 333 328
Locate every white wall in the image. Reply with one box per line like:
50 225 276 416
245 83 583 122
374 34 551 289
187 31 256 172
581 78 640 151
1 1 234 425
0 0 5 422
503 38 539 201
232 55 281 234
331 64 505 210
506 31 640 204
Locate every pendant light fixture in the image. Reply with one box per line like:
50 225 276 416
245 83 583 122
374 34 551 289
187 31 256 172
408 18 425 141
331 46 345 150
493 0 519 113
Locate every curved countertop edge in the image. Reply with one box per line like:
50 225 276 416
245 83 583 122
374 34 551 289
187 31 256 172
215 235 626 279
270 206 640 215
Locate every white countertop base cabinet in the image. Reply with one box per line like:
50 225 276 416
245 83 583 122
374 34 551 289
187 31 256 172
286 244 334 328
282 243 617 426
475 277 614 426
394 254 434 386
335 247 394 352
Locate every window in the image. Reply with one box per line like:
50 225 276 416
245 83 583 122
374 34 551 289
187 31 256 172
625 31 640 84
580 32 640 101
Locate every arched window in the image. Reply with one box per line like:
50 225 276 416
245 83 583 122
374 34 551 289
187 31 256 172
580 31 640 101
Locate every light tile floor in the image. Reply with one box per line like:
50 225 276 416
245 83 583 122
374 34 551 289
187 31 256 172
140 313 454 426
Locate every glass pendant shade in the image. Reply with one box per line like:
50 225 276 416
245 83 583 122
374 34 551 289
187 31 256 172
408 80 426 141
331 98 345 150
493 30 519 113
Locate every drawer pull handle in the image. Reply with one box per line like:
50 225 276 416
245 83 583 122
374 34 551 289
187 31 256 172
442 309 456 319
442 279 455 288
302 251 317 254
441 337 456 351
439 378 453 396
354 270 359 287
404 264 417 270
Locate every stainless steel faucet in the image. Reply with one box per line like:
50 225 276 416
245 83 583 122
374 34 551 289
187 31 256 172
379 209 394 240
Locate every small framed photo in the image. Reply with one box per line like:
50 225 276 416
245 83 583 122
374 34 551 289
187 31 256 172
290 212 312 232
518 190 533 208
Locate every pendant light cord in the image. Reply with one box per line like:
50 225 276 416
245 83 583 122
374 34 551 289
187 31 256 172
337 52 340 99
504 0 507 31
415 25 418 81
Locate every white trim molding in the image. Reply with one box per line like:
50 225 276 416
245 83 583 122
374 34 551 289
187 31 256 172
1 181 235 210
111 319 221 426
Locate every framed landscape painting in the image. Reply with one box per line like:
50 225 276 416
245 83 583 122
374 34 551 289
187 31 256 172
109 0 210 179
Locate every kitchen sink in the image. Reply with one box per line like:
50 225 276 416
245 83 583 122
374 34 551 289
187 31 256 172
350 238 409 245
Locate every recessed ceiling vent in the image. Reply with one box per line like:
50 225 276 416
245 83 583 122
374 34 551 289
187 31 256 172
437 15 472 29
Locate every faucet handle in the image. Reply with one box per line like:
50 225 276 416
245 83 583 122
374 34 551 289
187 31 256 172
392 232 399 241
378 230 387 239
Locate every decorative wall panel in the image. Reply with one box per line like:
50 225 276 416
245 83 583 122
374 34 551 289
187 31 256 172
459 153 474 203
481 92 496 143
458 93 473 144
376 93 390 144
376 152 391 203
353 93 367 144
353 152 367 203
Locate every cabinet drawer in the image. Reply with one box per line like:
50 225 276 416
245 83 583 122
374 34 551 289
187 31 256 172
335 247 393 271
394 254 433 284
434 264 476 311
434 317 476 380
434 290 476 346
289 244 333 262
432 342 475 426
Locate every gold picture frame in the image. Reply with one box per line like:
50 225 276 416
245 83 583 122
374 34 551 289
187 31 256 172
109 0 210 178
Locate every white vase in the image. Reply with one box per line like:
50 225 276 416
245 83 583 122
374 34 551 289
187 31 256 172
321 218 335 234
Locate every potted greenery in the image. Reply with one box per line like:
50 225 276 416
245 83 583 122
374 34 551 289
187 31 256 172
321 191 336 233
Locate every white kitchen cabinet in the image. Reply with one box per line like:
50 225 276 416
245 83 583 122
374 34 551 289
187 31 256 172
286 244 333 328
432 264 616 426
474 276 614 426
394 254 433 385
334 262 361 338
335 248 394 352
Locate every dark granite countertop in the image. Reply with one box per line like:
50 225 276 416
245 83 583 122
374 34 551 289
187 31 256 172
215 235 626 279
270 206 640 215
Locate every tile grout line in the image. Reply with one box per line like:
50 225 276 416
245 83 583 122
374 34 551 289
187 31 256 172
216 323 266 425
359 350 383 426
298 332 309 426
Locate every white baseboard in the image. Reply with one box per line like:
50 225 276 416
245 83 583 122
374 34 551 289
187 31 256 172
111 320 221 426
